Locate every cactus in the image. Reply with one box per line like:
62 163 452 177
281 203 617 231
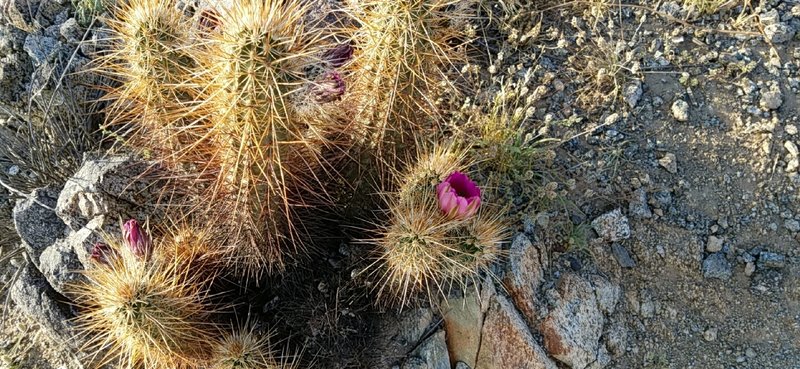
208 324 298 369
70 223 215 369
370 145 506 308
98 0 201 157
188 0 348 278
345 0 473 160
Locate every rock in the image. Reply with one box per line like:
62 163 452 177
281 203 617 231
541 274 607 369
671 99 689 122
659 153 678 174
59 18 83 44
455 362 470 369
589 275 620 315
757 251 786 269
628 188 652 219
706 236 724 253
372 308 435 367
56 155 161 230
10 261 76 346
503 233 545 327
402 330 450 369
785 141 798 157
476 294 557 369
763 23 796 44
611 243 636 268
443 288 483 368
23 34 60 67
786 159 799 173
13 186 67 262
38 239 85 295
67 215 112 269
703 327 717 342
604 321 627 358
702 253 732 280
591 209 630 242
760 83 783 110
784 219 800 232
623 80 643 108
786 125 798 136
745 261 756 276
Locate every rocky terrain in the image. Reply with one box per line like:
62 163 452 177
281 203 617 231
1 0 799 368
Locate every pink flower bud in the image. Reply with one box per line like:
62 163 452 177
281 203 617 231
123 219 152 259
311 71 346 103
436 171 481 219
322 44 354 68
90 242 117 265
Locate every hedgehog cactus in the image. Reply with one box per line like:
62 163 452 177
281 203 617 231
209 324 297 369
371 145 506 308
99 0 200 154
71 222 215 369
193 0 344 277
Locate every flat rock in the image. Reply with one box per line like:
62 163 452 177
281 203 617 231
611 242 636 268
503 233 546 327
443 288 483 368
706 236 724 253
476 294 557 369
659 153 678 174
764 23 796 44
757 251 785 269
541 273 609 369
13 186 66 263
402 330 450 369
628 188 652 219
591 209 630 242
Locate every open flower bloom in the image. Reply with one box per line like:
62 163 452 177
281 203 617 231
123 219 152 259
436 171 481 219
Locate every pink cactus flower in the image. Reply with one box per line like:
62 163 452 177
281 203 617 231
436 171 481 219
322 43 354 68
312 71 346 103
123 219 152 259
89 242 117 265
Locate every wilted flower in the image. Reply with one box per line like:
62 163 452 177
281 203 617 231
436 171 481 219
311 71 346 103
322 43 354 68
89 242 117 265
123 219 152 259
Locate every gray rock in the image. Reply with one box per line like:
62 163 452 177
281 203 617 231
760 83 783 110
13 186 67 262
590 275 620 315
591 209 630 242
56 155 160 230
628 188 652 219
745 262 756 276
757 251 785 269
623 80 643 108
401 330 449 369
706 236 724 253
38 239 85 295
671 99 689 122
10 261 76 346
372 308 435 367
455 363 471 369
604 321 627 358
703 253 732 280
59 17 83 44
659 153 678 174
611 243 636 268
764 23 796 44
703 327 717 342
23 34 60 66
785 141 799 157
784 219 800 232
541 274 607 369
759 9 780 26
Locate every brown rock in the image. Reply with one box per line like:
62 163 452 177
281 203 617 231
503 233 546 327
476 294 557 369
443 288 482 368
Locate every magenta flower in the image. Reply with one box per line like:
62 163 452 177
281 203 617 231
322 43 354 68
436 171 481 219
312 71 346 103
123 219 152 259
89 242 116 265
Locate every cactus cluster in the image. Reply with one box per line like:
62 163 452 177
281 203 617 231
72 0 515 366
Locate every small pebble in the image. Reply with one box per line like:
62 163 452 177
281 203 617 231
671 100 690 122
703 327 717 341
